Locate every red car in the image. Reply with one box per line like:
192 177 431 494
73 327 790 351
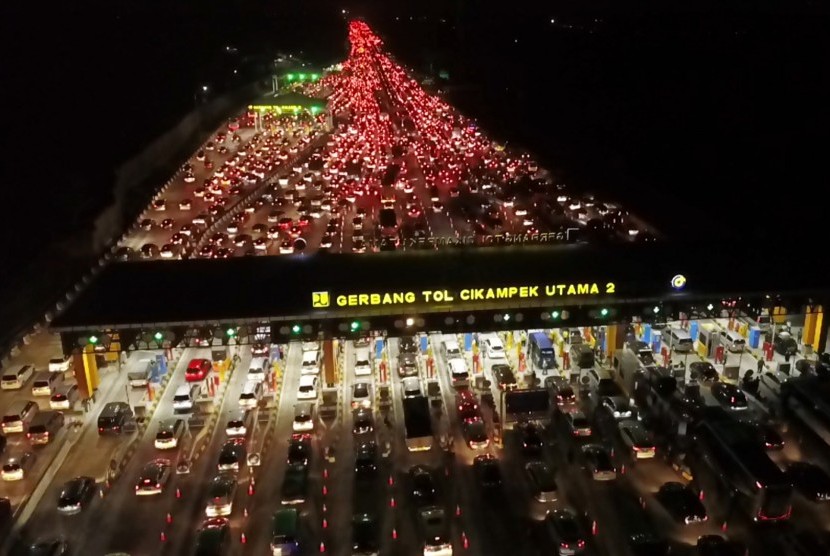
185 359 212 382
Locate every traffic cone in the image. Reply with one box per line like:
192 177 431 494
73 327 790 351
248 482 255 495
323 468 328 479
160 531 167 542
243 507 248 517
166 512 173 524
390 496 396 508
322 485 328 496
322 503 327 513
319 541 326 552
388 475 394 486
462 532 469 549
175 488 182 499
323 518 328 529
240 532 247 544
392 528 398 540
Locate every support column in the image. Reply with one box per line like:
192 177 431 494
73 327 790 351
73 345 100 400
323 339 336 387
605 324 622 362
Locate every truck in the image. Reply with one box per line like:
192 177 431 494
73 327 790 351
127 359 154 388
403 396 433 452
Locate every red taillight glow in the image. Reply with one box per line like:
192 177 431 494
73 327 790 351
578 540 585 548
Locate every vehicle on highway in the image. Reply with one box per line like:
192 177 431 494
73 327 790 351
217 438 246 472
616 419 656 462
689 361 719 383
786 461 830 502
127 359 153 387
205 474 238 517
292 402 315 433
3 400 39 434
355 440 379 478
247 356 270 383
135 459 172 496
48 356 72 373
297 375 319 400
652 481 708 524
456 390 481 421
239 380 263 410
403 396 434 452
528 332 557 373
56 476 97 515
49 384 79 411
473 454 502 489
195 517 231 556
1 364 34 390
401 376 422 398
351 381 373 409
172 383 200 413
564 410 592 438
352 512 380 556
398 353 418 378
517 421 545 456
598 395 635 420
353 408 375 435
462 418 490 450
185 358 212 382
27 411 64 445
579 444 616 481
525 460 558 503
301 350 321 375
481 333 507 359
354 347 372 376
544 509 587 556
606 487 670 556
546 375 576 407
226 411 253 437
416 506 452 556
491 364 517 391
2 451 35 481
287 433 312 467
24 539 70 556
32 371 63 397
758 370 789 400
155 418 186 450
280 463 308 505
270 507 300 555
710 383 748 411
407 465 440 508
695 535 747 556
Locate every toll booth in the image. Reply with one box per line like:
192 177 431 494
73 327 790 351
697 323 721 358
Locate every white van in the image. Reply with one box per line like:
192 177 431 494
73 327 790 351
32 371 64 397
440 337 462 362
354 348 372 376
480 333 506 360
239 381 264 409
447 359 470 388
720 330 746 353
1 365 35 390
297 375 319 400
173 384 200 413
2 400 39 434
301 350 321 375
666 328 694 353
247 357 270 383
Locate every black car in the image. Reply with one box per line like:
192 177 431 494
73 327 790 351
353 408 374 435
287 434 311 467
56 476 97 515
546 375 576 406
787 462 830 502
408 465 439 507
689 361 719 383
654 482 708 524
217 438 246 472
355 441 378 478
280 463 308 505
517 422 544 456
26 539 70 556
696 534 747 556
758 423 785 451
544 509 587 555
352 512 380 555
195 517 231 556
462 418 490 450
710 383 748 411
492 364 517 391
473 454 502 489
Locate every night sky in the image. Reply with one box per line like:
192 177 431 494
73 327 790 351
0 0 827 296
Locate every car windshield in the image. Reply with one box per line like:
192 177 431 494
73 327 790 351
354 384 369 397
2 463 19 472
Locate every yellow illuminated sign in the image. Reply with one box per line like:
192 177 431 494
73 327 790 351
312 291 330 308
311 282 617 309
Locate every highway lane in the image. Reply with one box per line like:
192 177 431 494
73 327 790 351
121 126 258 255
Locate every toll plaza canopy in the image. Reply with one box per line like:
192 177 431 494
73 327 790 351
52 242 829 332
248 91 326 113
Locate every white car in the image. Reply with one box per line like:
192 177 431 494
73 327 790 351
247 357 269 383
354 355 372 377
2 454 33 481
48 357 71 373
297 375 318 400
480 334 507 360
292 403 315 432
301 351 320 375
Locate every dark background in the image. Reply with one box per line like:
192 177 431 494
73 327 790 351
0 0 827 299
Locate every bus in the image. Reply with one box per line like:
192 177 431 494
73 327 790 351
528 332 557 372
689 411 792 523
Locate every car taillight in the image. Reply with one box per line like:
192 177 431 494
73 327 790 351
578 540 585 548
98 427 103 433
560 542 570 549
